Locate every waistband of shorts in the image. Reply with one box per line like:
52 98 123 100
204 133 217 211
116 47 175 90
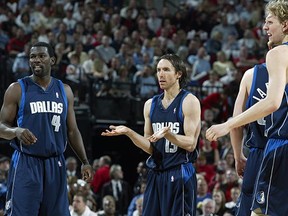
16 150 62 160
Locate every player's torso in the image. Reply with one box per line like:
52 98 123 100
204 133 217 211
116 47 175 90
11 77 68 157
245 64 268 149
149 90 197 170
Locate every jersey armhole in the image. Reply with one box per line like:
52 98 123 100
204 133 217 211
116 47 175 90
149 96 158 118
178 91 189 123
58 80 68 118
17 79 26 127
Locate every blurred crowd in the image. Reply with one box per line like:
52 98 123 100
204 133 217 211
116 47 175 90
0 0 271 215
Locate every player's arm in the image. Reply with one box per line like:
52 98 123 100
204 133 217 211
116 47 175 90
64 84 90 165
206 47 287 141
230 68 252 159
0 82 37 144
124 99 154 154
149 94 201 152
228 47 286 126
230 68 252 176
101 99 154 154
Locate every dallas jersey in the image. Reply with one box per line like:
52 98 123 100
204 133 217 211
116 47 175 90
265 85 288 139
245 63 269 149
235 64 269 216
10 76 68 157
146 89 198 171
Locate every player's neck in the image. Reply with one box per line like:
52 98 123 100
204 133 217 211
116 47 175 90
164 86 181 100
30 75 52 90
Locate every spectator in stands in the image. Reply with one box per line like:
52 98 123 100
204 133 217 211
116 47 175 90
201 87 231 123
132 161 147 196
63 4 77 34
110 29 123 53
91 155 111 205
147 8 162 34
0 156 10 173
0 157 9 214
53 42 70 80
200 137 220 166
127 180 146 216
221 32 239 60
199 198 217 216
120 0 138 20
212 189 228 216
212 51 236 79
225 187 241 215
196 152 216 185
96 35 116 64
224 152 235 170
204 30 222 63
210 14 239 44
101 164 131 216
220 169 240 202
197 177 212 206
189 46 211 85
15 11 33 35
92 158 100 172
68 42 89 65
113 65 133 98
237 29 258 56
12 42 31 80
66 53 85 86
133 65 158 99
96 195 116 216
132 196 143 216
70 192 97 216
232 45 259 74
6 26 29 57
202 70 223 97
66 156 81 180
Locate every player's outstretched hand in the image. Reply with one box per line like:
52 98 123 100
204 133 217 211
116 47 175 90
15 128 37 145
206 123 230 141
101 125 129 136
81 164 93 183
147 126 170 142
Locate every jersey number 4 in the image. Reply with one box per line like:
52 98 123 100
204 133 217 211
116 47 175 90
51 115 61 132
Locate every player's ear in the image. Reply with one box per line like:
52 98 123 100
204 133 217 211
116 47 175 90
177 71 182 79
50 56 56 65
282 20 288 33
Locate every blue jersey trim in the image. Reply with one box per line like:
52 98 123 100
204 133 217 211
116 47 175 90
178 90 189 123
150 95 159 118
58 80 68 118
17 79 26 127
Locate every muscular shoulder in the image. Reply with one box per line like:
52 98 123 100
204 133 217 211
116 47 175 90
241 67 254 90
183 93 200 105
143 98 153 117
5 82 21 101
267 45 288 62
182 93 200 114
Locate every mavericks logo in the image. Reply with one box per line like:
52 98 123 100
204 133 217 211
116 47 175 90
5 199 11 210
256 191 265 204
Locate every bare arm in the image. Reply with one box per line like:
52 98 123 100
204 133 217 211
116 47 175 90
206 47 287 140
148 94 201 152
101 99 154 154
0 82 37 144
64 84 92 181
230 68 252 160
230 68 253 176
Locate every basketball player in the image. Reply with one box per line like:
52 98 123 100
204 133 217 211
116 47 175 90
101 53 201 215
206 1 288 215
230 63 268 216
0 42 93 216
